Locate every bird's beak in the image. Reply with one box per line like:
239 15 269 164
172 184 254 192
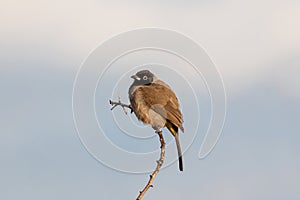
131 75 140 80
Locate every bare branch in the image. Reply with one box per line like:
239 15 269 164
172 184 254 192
109 98 166 199
109 97 132 114
136 130 165 200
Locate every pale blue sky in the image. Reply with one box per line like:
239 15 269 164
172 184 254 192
1 0 300 199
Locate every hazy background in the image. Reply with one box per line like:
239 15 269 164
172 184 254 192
1 0 300 199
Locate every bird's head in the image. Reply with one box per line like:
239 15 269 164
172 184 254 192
131 70 156 85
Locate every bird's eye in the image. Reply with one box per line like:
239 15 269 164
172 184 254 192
143 76 148 80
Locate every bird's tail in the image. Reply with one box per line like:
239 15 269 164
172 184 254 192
174 133 183 171
166 121 183 171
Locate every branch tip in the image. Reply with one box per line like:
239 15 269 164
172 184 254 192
109 98 131 114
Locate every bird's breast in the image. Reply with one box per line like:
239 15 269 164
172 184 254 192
129 87 151 125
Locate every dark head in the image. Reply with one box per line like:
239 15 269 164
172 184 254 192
130 70 155 85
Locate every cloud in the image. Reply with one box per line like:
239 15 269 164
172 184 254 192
1 0 299 82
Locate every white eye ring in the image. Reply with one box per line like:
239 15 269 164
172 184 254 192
143 76 148 80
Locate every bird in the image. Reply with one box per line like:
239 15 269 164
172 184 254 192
128 69 184 171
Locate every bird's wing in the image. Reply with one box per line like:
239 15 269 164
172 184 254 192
134 83 184 132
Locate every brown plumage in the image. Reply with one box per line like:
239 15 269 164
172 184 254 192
128 70 184 171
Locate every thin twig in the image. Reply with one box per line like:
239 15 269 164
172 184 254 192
136 130 165 200
109 99 165 199
109 97 132 114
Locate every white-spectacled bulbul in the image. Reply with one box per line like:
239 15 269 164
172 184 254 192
129 70 184 171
